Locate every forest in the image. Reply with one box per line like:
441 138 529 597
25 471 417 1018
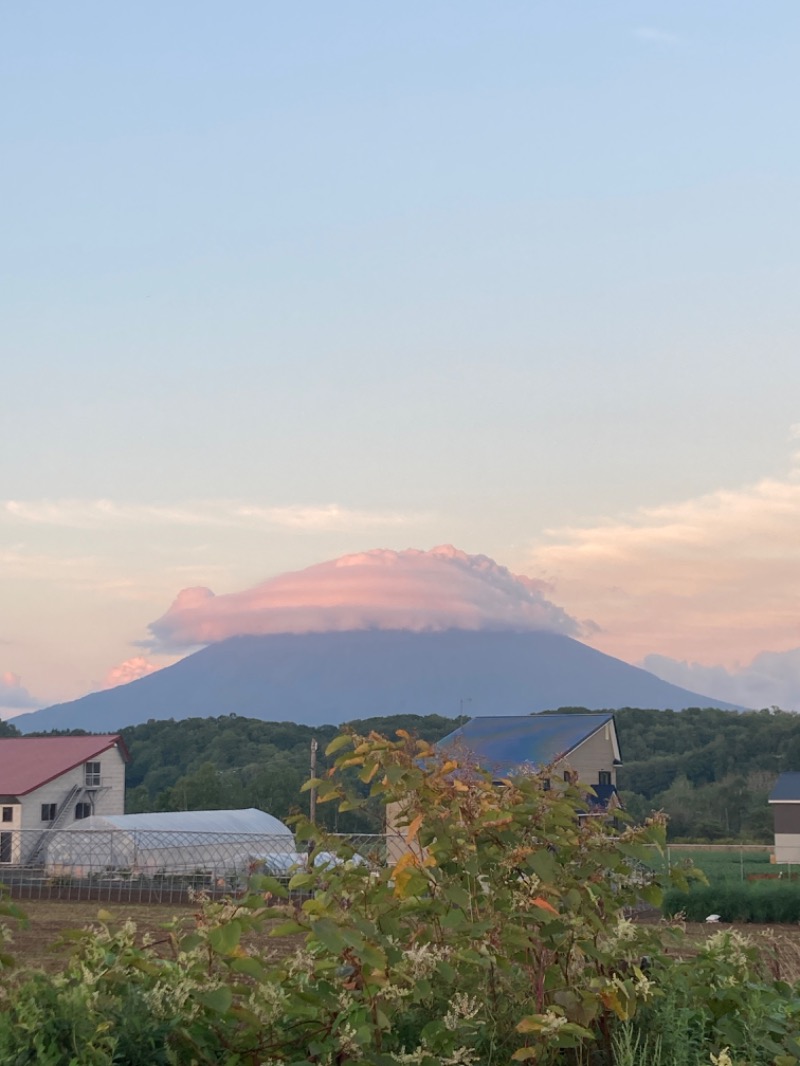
7 704 799 840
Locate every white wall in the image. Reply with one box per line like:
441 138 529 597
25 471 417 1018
19 745 127 832
774 835 800 864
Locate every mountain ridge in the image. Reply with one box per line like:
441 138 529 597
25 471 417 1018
14 629 742 733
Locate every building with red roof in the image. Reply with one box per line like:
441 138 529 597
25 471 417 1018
0 735 128 865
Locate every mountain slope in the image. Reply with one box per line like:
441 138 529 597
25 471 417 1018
15 629 742 733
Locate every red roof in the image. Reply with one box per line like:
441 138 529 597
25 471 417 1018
0 735 129 796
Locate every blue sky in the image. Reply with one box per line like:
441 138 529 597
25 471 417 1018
2 3 800 712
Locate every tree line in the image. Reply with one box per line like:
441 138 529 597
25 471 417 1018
10 704 799 839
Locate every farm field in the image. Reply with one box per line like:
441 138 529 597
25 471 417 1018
10 898 800 984
6 899 304 973
651 845 785 883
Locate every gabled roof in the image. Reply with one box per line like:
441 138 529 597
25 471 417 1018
437 713 618 778
769 773 800 803
57 808 292 837
0 735 128 796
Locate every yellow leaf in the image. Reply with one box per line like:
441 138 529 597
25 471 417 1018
392 851 417 877
405 813 424 845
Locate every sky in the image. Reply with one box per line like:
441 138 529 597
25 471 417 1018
2 2 800 717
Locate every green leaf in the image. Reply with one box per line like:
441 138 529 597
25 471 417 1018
311 918 346 953
288 872 315 891
300 776 325 793
528 849 559 882
209 920 241 955
325 734 354 756
230 956 267 979
248 873 288 898
198 986 233 1013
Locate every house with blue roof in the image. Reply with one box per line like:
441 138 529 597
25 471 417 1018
437 713 621 808
385 713 622 862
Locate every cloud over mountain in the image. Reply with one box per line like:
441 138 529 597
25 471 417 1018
147 545 588 653
101 657 160 690
643 648 800 712
0 671 40 718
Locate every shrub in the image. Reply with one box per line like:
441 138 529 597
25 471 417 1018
2 731 800 1064
663 881 800 923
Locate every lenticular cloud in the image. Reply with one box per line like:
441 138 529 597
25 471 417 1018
147 545 585 652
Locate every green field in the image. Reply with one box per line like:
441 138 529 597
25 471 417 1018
652 847 800 922
646 846 794 884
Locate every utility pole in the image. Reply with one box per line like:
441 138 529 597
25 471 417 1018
309 738 318 826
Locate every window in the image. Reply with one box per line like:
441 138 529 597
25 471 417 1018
0 833 11 863
75 802 92 820
563 770 575 784
41 804 57 822
542 778 551 792
598 771 612 786
85 762 101 787
1 806 12 823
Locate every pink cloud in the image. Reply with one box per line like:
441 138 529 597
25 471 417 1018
147 545 586 652
0 671 40 714
527 469 800 668
101 657 160 690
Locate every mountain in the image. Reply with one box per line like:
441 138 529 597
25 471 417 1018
14 629 742 734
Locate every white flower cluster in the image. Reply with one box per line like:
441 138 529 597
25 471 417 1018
710 1048 734 1066
403 940 452 980
704 929 753 983
539 1010 569 1036
441 1047 479 1065
443 992 481 1031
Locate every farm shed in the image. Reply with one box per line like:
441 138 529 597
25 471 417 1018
43 807 299 879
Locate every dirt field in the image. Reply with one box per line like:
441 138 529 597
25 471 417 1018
8 902 800 983
5 898 304 972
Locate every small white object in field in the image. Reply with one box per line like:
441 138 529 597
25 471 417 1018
705 914 721 923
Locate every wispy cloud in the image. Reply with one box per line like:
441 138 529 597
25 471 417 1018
642 649 800 712
527 458 800 669
2 499 428 533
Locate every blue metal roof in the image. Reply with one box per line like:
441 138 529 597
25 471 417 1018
437 713 615 777
769 773 800 802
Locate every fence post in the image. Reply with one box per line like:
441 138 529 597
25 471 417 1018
740 847 744 882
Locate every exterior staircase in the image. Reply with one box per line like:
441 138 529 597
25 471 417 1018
25 784 86 866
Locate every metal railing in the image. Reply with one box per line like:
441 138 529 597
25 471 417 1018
0 828 397 903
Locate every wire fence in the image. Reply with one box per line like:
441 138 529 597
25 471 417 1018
0 828 398 904
647 843 793 884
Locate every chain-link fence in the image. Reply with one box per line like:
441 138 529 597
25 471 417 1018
0 828 399 903
647 843 781 883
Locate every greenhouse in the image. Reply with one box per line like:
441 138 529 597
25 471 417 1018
43 807 301 880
